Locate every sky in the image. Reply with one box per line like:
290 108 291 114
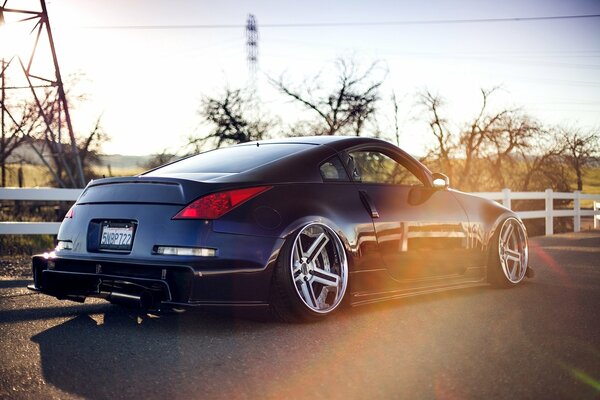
2 0 600 156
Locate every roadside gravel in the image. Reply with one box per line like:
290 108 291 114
0 256 32 277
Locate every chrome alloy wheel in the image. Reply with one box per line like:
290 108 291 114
498 218 528 284
290 223 348 313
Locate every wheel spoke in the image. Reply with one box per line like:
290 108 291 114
311 267 340 288
300 282 317 308
306 233 329 264
294 241 304 261
507 264 515 280
509 260 521 280
505 248 521 263
316 286 331 308
501 222 514 243
293 267 303 282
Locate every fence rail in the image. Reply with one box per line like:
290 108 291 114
1 187 599 236
0 188 81 235
475 188 600 235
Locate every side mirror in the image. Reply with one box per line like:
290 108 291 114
432 172 450 190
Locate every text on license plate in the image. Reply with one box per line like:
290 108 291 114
100 225 134 249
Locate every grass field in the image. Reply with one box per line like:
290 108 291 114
2 164 145 187
582 167 600 195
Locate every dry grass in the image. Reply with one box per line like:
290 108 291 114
582 167 600 195
3 164 145 187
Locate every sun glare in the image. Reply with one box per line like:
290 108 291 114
0 21 30 59
0 10 59 84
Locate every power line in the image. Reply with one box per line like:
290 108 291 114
82 13 600 30
268 38 600 56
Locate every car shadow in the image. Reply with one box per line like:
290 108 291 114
0 279 32 289
0 303 112 324
347 281 535 316
29 282 538 399
30 305 290 399
349 284 477 315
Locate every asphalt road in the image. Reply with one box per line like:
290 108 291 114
1 232 599 400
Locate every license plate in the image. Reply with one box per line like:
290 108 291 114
100 222 135 251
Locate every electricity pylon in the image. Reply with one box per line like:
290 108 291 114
0 0 85 187
246 14 258 81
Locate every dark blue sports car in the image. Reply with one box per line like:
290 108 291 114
29 136 531 321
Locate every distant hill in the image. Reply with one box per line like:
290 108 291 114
100 154 153 169
7 144 153 170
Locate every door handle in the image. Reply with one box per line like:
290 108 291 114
359 190 380 219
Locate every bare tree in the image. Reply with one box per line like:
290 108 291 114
189 87 274 151
558 127 599 191
390 90 401 146
418 90 455 181
270 58 385 136
14 80 107 187
509 129 565 191
77 117 110 178
143 150 179 170
27 113 109 186
0 68 106 188
0 99 44 186
481 111 541 190
457 88 510 189
419 87 568 192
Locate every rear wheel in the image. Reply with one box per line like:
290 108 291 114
489 217 529 287
270 223 349 322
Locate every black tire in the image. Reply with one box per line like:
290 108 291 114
269 223 349 322
488 217 529 288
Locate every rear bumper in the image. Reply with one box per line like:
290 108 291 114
30 248 281 309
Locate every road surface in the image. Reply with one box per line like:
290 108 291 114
1 231 599 399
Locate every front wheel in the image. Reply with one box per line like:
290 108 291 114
489 217 529 287
270 223 349 322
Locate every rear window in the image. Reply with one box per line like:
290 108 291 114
145 143 314 175
319 156 349 181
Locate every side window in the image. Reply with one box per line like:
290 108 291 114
319 156 349 181
348 150 423 186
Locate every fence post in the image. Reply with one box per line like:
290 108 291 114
545 189 554 236
595 201 599 230
574 191 581 233
502 188 511 209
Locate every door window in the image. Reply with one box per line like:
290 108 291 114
348 150 423 186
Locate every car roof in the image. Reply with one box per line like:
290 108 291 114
244 136 431 184
250 135 390 150
144 136 431 185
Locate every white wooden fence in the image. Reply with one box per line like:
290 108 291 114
1 187 600 236
0 188 81 235
475 189 600 235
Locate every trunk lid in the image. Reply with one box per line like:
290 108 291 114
77 176 228 205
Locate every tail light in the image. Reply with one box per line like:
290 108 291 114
173 186 272 220
64 205 75 219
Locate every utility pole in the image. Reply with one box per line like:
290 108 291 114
0 0 86 187
1 57 5 187
1 7 6 186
